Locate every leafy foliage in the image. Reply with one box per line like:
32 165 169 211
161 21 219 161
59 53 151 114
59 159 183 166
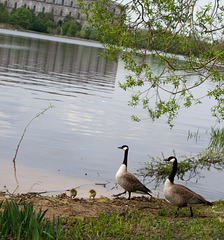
32 18 47 32
77 22 99 40
0 3 9 23
62 21 81 36
78 0 224 127
8 7 33 29
63 14 75 23
46 20 55 33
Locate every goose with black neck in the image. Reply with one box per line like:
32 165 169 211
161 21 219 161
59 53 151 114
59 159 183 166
163 156 212 217
113 145 152 200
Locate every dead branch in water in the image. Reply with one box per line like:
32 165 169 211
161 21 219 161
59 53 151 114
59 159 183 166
12 105 54 193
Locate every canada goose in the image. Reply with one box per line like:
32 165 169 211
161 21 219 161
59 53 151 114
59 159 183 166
113 145 152 200
67 188 77 198
163 156 212 217
88 189 96 199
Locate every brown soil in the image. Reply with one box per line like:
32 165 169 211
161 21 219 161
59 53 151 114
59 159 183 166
0 23 15 30
0 194 172 221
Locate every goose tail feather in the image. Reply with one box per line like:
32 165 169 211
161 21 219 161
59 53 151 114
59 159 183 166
206 201 212 206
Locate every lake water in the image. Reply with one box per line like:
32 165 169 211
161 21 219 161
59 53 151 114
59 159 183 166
0 28 223 201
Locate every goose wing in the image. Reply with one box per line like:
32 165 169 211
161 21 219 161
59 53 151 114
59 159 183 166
174 184 211 206
120 172 151 194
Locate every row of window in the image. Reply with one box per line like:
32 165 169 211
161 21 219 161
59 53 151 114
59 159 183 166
14 2 81 18
13 0 74 8
31 0 74 7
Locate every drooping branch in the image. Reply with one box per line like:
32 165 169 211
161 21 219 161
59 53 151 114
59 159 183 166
77 0 224 126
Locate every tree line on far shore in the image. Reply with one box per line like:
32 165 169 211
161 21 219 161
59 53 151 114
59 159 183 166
1 3 219 58
0 3 98 40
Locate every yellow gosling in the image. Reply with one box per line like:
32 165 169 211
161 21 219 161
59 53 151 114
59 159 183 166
88 189 96 199
68 188 77 198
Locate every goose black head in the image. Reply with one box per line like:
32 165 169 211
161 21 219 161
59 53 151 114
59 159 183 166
164 156 178 183
164 156 177 163
118 145 129 151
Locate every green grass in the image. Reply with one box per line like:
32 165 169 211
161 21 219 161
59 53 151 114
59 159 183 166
0 200 62 239
62 203 224 240
0 200 223 239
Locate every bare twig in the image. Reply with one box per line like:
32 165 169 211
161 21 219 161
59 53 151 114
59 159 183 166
12 105 54 194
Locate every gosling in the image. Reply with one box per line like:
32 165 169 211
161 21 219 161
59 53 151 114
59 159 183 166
88 189 96 199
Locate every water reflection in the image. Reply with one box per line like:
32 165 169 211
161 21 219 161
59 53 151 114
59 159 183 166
0 33 117 98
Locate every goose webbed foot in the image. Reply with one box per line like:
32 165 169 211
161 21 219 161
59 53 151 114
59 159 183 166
112 191 126 198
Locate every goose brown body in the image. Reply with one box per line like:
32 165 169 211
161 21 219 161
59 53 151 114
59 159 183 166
114 145 151 200
116 165 151 194
163 156 212 217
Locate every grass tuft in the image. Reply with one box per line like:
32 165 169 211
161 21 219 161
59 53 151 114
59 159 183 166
0 200 62 239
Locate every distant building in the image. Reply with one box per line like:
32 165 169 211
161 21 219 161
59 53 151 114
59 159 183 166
0 0 121 25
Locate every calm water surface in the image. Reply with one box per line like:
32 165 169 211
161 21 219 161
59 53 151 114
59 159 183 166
0 29 223 200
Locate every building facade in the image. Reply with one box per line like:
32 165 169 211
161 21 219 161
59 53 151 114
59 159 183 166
1 0 121 24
